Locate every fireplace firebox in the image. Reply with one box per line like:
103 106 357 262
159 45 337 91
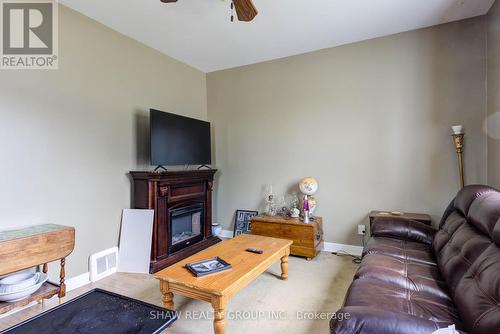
170 203 204 253
130 170 220 273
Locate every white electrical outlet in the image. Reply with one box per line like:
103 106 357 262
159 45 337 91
358 225 366 235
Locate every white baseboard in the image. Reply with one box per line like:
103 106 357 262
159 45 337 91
322 242 363 256
65 272 91 291
219 230 363 256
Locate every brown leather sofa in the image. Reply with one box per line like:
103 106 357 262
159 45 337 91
330 185 500 334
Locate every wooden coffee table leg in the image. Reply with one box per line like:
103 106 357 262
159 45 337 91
280 253 289 280
160 281 174 309
211 296 227 334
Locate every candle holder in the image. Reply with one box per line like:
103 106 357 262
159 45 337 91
451 132 465 188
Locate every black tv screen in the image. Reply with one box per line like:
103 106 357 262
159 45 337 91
150 109 211 166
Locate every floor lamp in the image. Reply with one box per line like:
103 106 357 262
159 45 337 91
451 125 465 189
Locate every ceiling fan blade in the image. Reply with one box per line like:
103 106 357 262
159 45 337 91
159 0 258 22
233 0 258 22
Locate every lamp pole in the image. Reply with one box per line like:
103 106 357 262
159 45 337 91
451 132 465 189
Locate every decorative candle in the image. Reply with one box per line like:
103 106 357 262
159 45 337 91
303 195 310 224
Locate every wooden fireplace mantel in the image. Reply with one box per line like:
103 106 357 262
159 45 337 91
130 169 221 273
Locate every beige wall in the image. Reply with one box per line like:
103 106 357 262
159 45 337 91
488 1 500 188
207 17 488 246
0 5 207 277
0 4 494 280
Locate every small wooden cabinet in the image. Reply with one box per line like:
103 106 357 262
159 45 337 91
250 216 323 260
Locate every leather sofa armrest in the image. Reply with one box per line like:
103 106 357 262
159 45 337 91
330 306 463 334
371 217 436 245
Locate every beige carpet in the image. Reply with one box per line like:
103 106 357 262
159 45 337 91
0 252 357 334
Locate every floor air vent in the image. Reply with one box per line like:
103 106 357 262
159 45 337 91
89 247 118 282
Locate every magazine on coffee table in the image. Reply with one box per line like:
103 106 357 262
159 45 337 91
185 257 231 277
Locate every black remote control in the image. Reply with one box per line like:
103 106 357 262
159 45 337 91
246 248 263 254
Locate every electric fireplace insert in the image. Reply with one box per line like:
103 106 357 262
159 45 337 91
169 203 204 254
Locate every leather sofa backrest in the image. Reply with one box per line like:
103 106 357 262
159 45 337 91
433 185 500 333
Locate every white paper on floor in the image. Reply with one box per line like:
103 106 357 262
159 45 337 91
118 209 154 274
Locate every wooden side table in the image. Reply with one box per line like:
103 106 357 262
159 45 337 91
250 215 323 260
0 224 75 314
369 210 432 230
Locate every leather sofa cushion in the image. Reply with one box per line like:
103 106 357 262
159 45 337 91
371 217 436 245
343 278 463 329
453 185 496 217
355 253 451 300
363 237 436 266
433 212 493 295
331 306 463 334
453 244 500 333
433 211 467 254
467 192 500 244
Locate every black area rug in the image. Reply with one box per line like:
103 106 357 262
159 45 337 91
1 289 177 334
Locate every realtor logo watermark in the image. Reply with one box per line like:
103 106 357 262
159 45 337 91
1 0 58 69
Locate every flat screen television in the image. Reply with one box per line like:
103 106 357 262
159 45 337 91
150 109 211 167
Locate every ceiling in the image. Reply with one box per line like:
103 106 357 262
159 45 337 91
59 0 495 72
